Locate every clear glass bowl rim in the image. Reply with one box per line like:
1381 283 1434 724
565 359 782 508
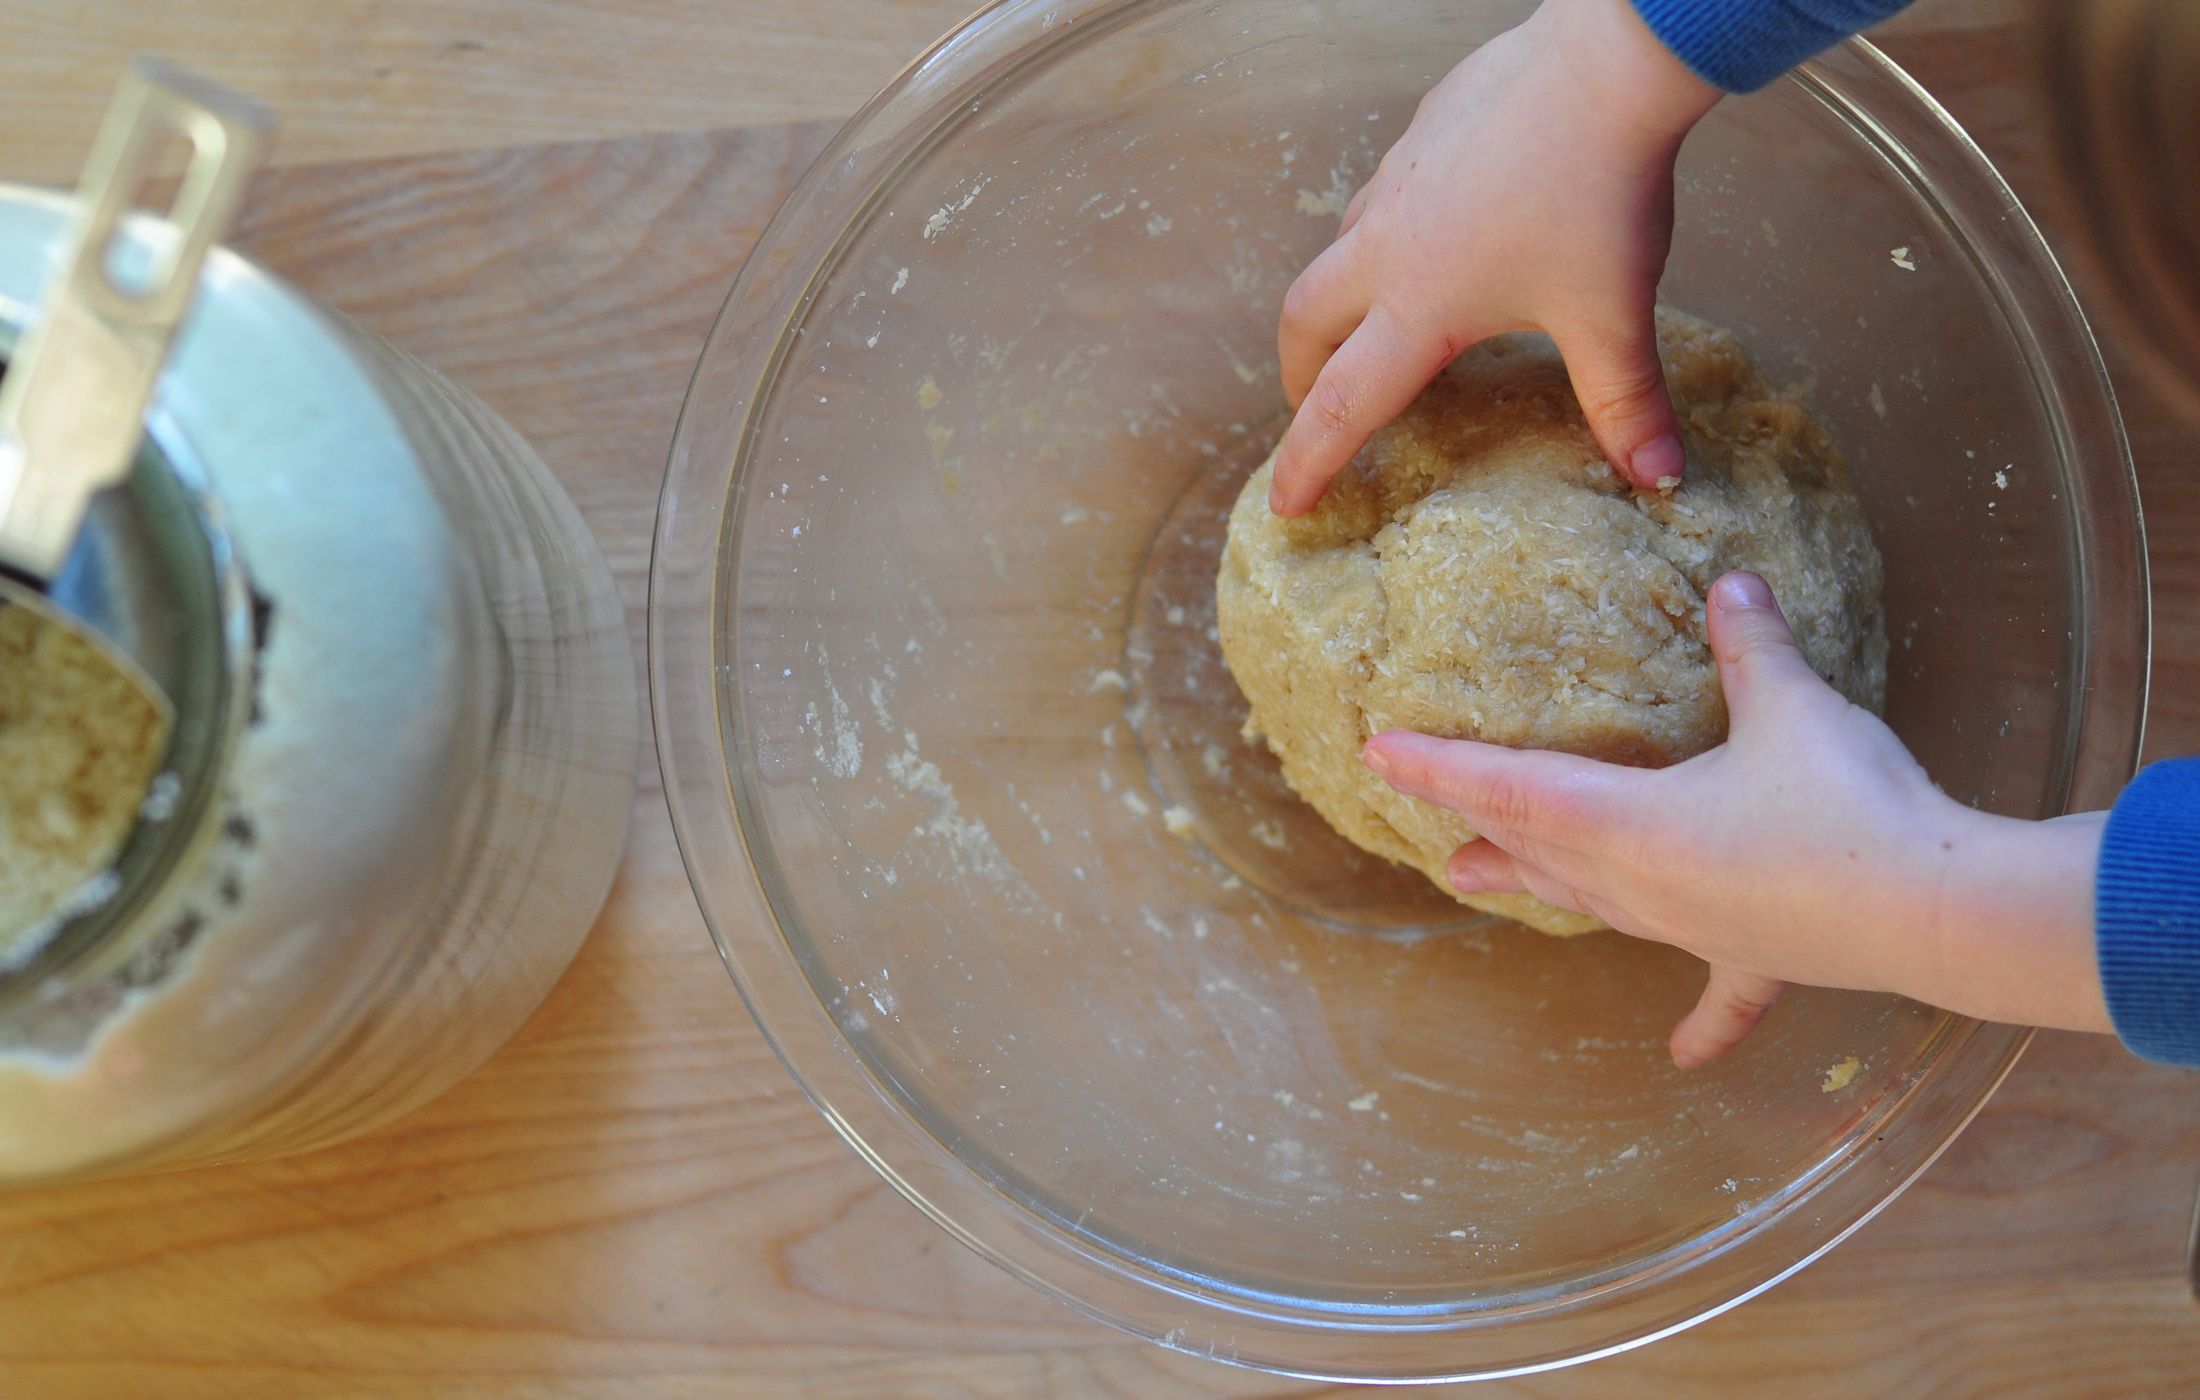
648 0 2149 1381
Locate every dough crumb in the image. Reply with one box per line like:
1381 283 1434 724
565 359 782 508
1347 1092 1380 1112
1889 245 1917 271
1161 804 1196 840
1295 186 1348 218
1822 1056 1862 1093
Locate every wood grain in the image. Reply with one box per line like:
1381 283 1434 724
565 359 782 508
0 0 979 183
1 4 2199 1398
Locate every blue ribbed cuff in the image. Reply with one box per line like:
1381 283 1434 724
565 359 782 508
2097 758 2200 1068
1631 0 1918 92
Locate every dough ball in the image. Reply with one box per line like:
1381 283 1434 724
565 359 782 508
1215 311 1886 936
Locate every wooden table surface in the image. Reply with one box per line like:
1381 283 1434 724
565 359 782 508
3 3 2197 1396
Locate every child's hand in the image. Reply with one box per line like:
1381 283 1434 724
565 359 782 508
1271 0 1721 514
1361 573 2112 1067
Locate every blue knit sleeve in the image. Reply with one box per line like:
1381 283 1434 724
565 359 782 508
1631 0 1920 92
2096 759 2200 1067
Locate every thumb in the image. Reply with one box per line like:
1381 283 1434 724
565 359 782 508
1670 963 1786 1068
1551 309 1685 491
1705 571 1822 730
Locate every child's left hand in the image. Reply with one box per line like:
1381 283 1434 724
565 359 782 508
1270 0 1722 516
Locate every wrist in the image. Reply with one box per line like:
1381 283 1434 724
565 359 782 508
1910 806 2108 1032
1537 0 1723 151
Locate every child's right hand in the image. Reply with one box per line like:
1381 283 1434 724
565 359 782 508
1271 0 1722 514
1362 573 2112 1067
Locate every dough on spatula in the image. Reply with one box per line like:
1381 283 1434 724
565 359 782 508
1215 310 1886 936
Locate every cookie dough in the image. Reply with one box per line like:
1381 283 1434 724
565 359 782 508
1216 311 1886 935
0 603 169 962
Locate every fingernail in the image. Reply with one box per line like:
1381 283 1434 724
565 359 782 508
1713 571 1773 612
1631 434 1684 490
1362 742 1394 777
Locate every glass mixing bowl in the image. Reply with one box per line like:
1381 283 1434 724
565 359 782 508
651 0 2147 1381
